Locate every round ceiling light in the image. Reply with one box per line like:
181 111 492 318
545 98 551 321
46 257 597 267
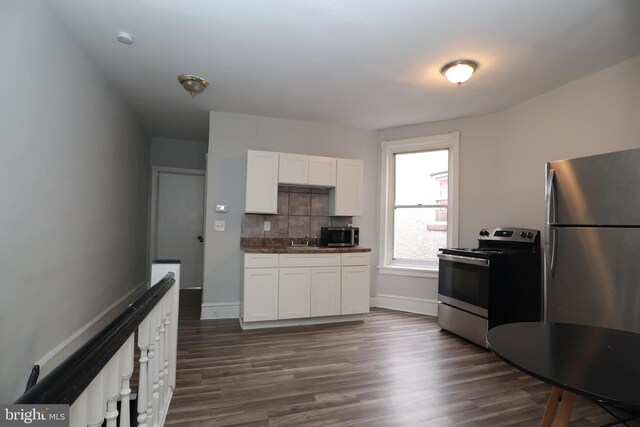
440 60 478 85
117 31 133 45
178 74 209 97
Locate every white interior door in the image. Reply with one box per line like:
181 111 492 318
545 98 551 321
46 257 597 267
155 171 205 288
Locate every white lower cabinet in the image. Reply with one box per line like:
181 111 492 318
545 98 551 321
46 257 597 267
243 252 370 325
341 266 370 315
279 268 311 319
243 268 279 321
310 267 341 317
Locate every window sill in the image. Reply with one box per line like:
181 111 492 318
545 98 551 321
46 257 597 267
377 265 439 279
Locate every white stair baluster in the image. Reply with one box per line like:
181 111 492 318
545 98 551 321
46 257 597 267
87 371 105 427
163 294 171 408
104 354 120 427
152 307 161 427
119 335 134 427
137 317 150 427
157 299 166 421
69 390 87 427
146 308 156 425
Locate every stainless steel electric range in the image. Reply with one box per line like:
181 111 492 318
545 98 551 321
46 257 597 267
437 227 543 347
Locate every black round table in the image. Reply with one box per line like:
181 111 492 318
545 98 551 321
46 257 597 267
487 322 640 427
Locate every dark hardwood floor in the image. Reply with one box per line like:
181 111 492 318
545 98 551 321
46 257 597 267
165 290 617 426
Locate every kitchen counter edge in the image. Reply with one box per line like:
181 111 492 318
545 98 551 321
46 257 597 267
241 246 371 254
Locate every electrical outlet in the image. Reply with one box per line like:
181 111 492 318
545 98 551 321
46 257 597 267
264 221 271 231
214 220 225 231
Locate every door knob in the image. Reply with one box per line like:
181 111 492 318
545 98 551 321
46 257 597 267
197 235 204 242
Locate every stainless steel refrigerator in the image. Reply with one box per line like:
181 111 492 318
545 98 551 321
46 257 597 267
545 148 640 333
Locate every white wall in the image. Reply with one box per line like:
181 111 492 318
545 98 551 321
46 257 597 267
150 137 208 170
204 111 378 309
0 1 150 402
376 54 640 302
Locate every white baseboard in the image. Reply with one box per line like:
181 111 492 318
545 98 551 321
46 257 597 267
375 293 438 317
200 302 241 319
370 297 377 308
36 280 149 377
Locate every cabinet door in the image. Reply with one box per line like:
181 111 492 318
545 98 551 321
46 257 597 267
279 268 311 319
330 158 363 216
246 151 279 214
244 268 278 321
341 266 370 314
279 153 309 185
308 156 336 187
310 267 341 317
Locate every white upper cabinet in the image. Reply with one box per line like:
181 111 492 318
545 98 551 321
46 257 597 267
278 153 309 185
330 158 363 216
279 153 336 187
308 156 336 187
246 150 361 215
245 150 279 214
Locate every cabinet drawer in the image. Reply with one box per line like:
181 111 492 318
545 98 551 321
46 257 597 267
341 252 370 266
279 253 340 267
244 253 279 268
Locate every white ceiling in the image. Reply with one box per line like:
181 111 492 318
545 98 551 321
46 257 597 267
46 0 640 141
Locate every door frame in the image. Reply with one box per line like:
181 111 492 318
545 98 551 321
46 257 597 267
149 166 206 286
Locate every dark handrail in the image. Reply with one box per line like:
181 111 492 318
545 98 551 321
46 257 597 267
16 273 175 405
24 366 40 393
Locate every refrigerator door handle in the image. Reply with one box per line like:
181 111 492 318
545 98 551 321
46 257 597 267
550 227 558 277
545 168 557 225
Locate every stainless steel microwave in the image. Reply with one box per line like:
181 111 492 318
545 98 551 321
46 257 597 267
320 227 359 247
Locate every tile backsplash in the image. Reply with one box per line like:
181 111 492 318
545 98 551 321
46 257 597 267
242 186 352 239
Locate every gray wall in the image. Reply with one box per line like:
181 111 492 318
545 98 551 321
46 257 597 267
376 54 640 302
150 137 208 170
0 1 150 402
204 112 378 306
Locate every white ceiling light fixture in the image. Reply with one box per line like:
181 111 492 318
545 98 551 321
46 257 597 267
441 60 478 85
178 74 209 97
116 31 133 45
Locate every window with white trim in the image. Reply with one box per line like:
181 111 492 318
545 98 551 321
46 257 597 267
379 132 459 276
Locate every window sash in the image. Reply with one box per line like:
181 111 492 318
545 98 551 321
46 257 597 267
392 205 448 265
379 132 459 274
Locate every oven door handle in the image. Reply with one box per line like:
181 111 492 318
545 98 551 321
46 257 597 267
437 253 490 267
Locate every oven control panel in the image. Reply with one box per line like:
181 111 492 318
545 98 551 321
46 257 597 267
479 227 539 242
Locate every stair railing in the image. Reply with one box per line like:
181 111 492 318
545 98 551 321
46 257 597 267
16 261 181 427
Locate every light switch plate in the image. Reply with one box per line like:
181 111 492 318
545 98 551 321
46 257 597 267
215 204 228 213
264 221 271 231
214 220 225 231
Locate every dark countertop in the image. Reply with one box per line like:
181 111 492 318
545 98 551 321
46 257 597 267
242 245 371 254
241 237 371 254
